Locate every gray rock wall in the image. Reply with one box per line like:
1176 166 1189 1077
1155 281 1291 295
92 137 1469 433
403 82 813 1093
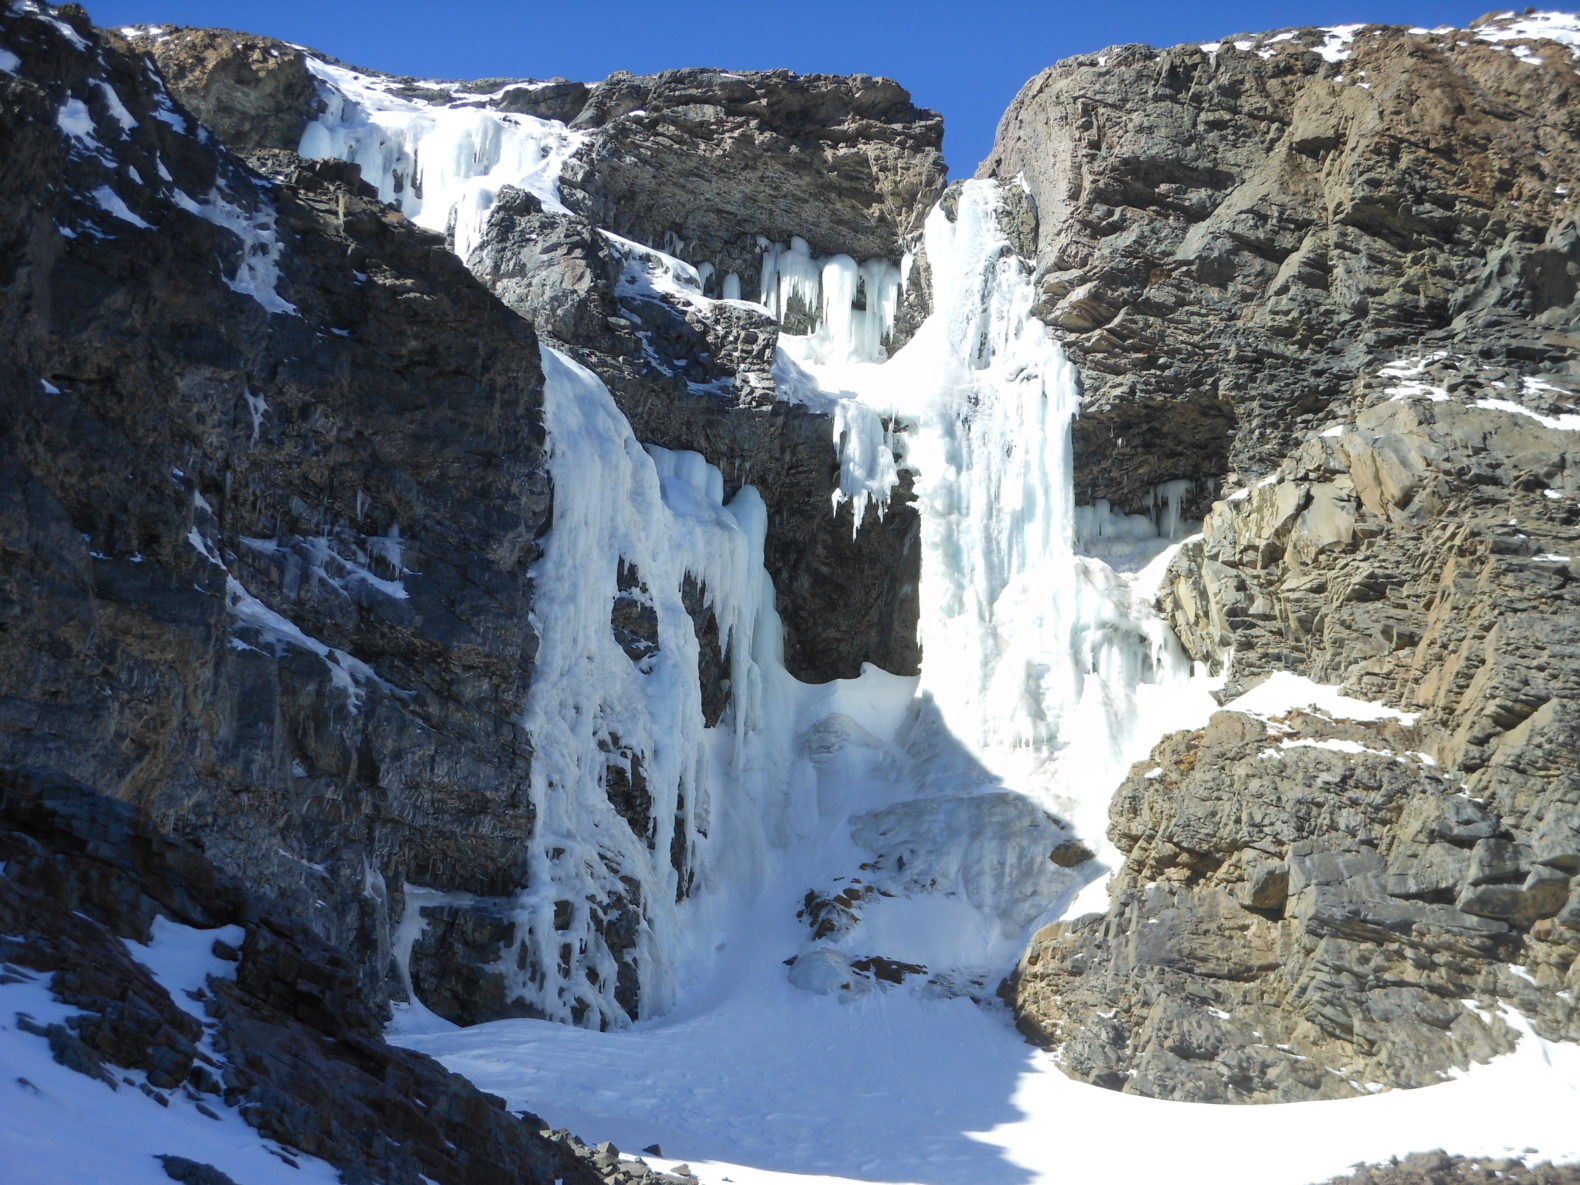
982 20 1580 521
1 5 551 1015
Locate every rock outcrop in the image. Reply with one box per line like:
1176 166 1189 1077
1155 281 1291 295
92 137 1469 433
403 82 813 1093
996 14 1580 1103
983 16 1580 521
1323 1152 1580 1185
0 766 698 1185
1010 704 1579 1102
557 66 946 298
129 26 320 151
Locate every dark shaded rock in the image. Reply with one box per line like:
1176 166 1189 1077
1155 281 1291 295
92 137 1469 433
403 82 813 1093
159 1156 242 1185
0 5 553 1019
0 765 669 1185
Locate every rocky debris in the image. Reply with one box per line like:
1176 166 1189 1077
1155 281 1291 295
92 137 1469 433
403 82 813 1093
784 949 928 996
984 18 1580 522
1007 703 1580 1102
0 765 640 1185
1320 1151 1580 1185
0 5 568 1020
798 878 892 941
787 789 1090 1003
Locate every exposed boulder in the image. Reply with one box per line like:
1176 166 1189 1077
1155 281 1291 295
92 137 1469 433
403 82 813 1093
1008 705 1580 1102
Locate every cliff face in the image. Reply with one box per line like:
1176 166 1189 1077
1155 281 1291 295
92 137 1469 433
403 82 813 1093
1 3 556 1015
983 17 1580 522
2 3 943 1039
138 31 939 683
992 15 1580 1103
6 0 1580 1164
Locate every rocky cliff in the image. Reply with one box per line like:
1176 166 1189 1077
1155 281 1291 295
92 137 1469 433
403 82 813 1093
984 15 1580 521
994 13 1580 1103
137 28 944 681
1 1 559 1020
6 0 1580 1175
2 0 945 1042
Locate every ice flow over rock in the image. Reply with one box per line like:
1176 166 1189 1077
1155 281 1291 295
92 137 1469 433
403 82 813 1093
298 57 586 262
803 181 1215 853
299 60 1217 1023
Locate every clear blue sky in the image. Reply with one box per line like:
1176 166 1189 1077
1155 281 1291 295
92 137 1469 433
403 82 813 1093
90 0 1497 172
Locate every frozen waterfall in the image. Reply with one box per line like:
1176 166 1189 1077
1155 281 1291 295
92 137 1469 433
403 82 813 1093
297 58 585 263
308 77 1219 1020
804 180 1214 848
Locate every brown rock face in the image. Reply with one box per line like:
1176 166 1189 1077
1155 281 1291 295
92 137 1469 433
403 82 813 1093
995 15 1580 1103
982 19 1580 521
129 27 319 151
560 67 947 298
1009 705 1580 1103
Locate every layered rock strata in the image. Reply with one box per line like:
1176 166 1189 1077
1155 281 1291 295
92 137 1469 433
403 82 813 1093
998 14 1580 1103
1 3 551 1015
984 16 1580 522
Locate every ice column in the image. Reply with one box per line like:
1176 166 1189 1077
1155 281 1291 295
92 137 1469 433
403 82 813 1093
501 346 806 1027
847 181 1206 831
758 237 903 364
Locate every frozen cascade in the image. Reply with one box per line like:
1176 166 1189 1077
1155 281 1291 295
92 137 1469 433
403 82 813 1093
1073 479 1200 566
809 180 1216 848
758 236 903 364
490 345 816 1027
296 57 586 263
